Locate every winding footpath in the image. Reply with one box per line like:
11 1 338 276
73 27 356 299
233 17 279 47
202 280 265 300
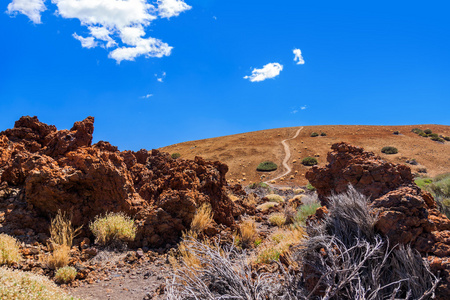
265 127 303 184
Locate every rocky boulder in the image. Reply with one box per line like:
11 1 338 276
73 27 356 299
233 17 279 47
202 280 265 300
0 116 237 248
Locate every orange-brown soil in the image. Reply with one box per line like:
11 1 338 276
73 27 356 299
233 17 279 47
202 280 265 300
160 125 450 186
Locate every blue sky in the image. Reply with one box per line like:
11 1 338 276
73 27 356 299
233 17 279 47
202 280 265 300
1 0 449 151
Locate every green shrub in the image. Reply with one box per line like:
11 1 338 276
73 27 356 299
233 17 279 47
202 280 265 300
430 136 445 143
295 202 321 224
393 131 399 135
248 182 269 189
54 266 77 284
428 133 439 138
381 146 398 154
320 132 327 136
306 183 316 191
171 153 181 159
424 129 432 135
412 128 423 134
310 132 319 137
302 157 318 166
444 136 450 142
418 132 428 137
256 161 278 172
89 212 137 246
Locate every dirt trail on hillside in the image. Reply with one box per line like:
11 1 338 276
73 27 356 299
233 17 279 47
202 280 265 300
265 127 303 184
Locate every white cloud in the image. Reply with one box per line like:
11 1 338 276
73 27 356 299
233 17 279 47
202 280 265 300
156 71 166 82
293 48 305 65
140 94 153 99
291 110 298 114
73 33 98 48
244 63 283 82
157 0 191 19
7 0 46 24
7 0 191 63
301 105 307 110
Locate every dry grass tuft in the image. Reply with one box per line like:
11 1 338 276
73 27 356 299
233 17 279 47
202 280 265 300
256 228 305 264
0 234 21 266
50 210 82 248
0 267 78 299
238 218 257 248
54 266 77 284
265 194 285 203
268 213 286 227
294 188 305 194
47 245 70 270
256 201 279 212
89 212 136 246
190 203 214 234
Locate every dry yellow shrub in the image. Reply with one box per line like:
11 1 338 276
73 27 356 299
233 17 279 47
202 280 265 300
89 212 136 245
47 245 70 270
0 234 21 266
190 203 214 234
239 218 257 247
268 213 286 227
256 201 279 212
50 210 82 248
265 194 285 203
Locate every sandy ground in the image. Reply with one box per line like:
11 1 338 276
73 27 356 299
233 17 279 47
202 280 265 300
160 125 450 186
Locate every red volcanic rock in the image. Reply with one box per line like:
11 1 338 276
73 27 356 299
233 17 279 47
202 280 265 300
306 142 450 299
0 116 237 248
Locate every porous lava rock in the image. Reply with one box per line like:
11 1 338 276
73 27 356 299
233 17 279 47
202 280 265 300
0 116 237 248
306 142 450 299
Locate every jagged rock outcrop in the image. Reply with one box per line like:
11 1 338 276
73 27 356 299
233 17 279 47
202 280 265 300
306 142 450 299
0 116 237 247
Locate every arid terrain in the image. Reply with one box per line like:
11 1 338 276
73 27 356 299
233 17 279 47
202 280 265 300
160 125 450 185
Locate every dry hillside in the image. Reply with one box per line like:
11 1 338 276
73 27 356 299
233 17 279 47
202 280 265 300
159 125 450 186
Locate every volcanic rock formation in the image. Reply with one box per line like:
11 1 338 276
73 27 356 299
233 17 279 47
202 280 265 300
306 142 450 299
0 116 237 247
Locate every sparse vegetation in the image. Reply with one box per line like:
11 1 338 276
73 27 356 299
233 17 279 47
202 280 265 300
424 129 432 135
417 173 450 218
247 182 269 189
310 132 319 137
238 219 257 248
294 188 305 194
171 152 181 159
50 210 82 248
320 132 327 136
256 161 278 172
89 212 137 246
295 199 321 224
256 202 279 212
301 156 318 166
393 130 399 135
431 136 445 143
0 267 78 300
47 245 70 270
306 182 316 191
190 204 214 234
0 234 21 266
265 193 284 203
444 136 450 141
412 128 423 134
54 266 77 284
268 213 286 227
381 146 398 154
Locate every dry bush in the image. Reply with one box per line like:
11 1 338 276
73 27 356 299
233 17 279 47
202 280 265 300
294 186 439 299
0 234 21 266
268 213 286 227
47 245 70 270
89 212 136 246
238 218 257 248
265 194 285 203
256 201 279 212
166 237 288 299
54 266 77 284
0 267 78 299
294 188 305 194
256 228 305 264
50 210 82 248
190 203 214 234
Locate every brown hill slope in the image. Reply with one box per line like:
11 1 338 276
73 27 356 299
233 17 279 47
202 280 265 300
159 125 450 186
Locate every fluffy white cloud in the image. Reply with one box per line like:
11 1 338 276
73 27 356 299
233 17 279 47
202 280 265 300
244 63 283 82
293 48 305 65
7 0 46 24
157 0 191 19
140 94 153 99
7 0 191 63
73 33 98 48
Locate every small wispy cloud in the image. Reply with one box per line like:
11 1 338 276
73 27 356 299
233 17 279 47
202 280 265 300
140 94 153 99
293 48 305 65
73 33 98 49
291 110 298 114
244 62 283 82
213 16 217 20
301 105 307 110
155 71 166 82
